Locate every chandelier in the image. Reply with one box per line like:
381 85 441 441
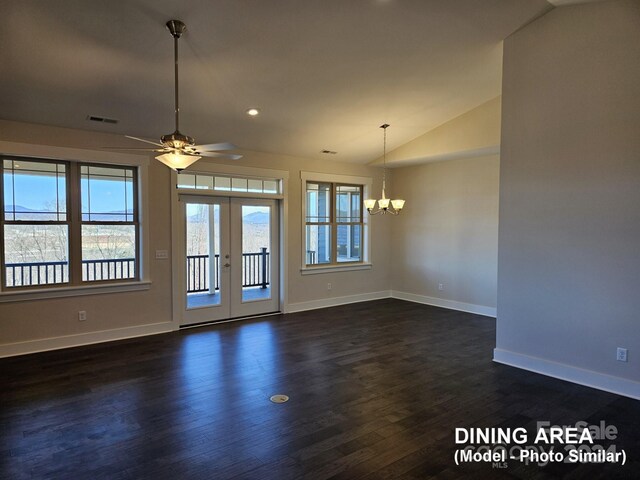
364 124 405 215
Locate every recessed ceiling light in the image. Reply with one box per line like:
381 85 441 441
246 108 260 116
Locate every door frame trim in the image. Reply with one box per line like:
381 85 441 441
170 165 289 329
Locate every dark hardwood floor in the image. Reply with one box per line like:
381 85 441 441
1 299 638 479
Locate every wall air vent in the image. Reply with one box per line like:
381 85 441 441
87 115 119 124
321 150 337 155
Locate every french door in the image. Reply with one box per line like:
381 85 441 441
178 195 279 326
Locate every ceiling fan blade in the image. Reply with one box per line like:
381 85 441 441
199 151 243 160
191 142 238 151
125 135 164 147
102 147 164 152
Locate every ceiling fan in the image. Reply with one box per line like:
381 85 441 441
109 20 242 172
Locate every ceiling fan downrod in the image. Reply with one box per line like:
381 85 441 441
162 20 194 149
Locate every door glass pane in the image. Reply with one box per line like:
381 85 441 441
186 203 221 308
3 224 69 286
241 205 271 302
305 225 331 264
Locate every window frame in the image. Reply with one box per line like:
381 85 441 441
334 183 364 263
1 156 141 291
78 162 140 284
2 157 71 289
301 171 372 273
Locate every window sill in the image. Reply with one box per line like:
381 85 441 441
0 280 152 303
300 263 372 275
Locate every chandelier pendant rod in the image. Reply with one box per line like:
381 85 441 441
174 33 180 132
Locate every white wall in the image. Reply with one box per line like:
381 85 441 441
495 0 640 398
391 155 499 316
387 97 501 316
371 96 501 167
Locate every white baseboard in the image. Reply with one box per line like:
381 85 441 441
285 290 391 313
493 348 640 400
391 290 497 317
0 322 175 358
2 291 492 357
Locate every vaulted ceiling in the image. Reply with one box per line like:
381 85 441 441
0 0 553 163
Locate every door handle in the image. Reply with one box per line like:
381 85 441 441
224 263 231 268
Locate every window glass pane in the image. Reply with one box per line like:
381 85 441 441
263 180 278 194
336 185 361 222
195 175 214 190
177 173 196 189
3 224 69 286
305 225 331 264
3 159 66 221
3 166 13 221
231 177 248 192
306 182 331 222
81 225 136 281
337 224 362 263
81 165 134 222
247 179 263 193
215 176 231 191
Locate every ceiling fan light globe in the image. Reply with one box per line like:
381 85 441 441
155 153 201 171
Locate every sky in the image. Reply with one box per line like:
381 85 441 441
5 170 267 220
4 171 132 215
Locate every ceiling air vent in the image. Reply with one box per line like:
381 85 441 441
87 115 119 124
321 149 337 155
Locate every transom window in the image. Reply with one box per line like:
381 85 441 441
177 172 280 195
305 182 363 265
1 157 139 289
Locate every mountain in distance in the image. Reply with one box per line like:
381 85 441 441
5 204 36 212
186 210 269 225
5 205 133 221
243 211 269 224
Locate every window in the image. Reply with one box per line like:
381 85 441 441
177 172 280 195
305 181 363 266
2 157 139 289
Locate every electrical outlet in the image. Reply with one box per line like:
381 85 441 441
327 283 332 291
438 283 444 291
616 347 628 362
78 310 87 322
155 250 169 259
